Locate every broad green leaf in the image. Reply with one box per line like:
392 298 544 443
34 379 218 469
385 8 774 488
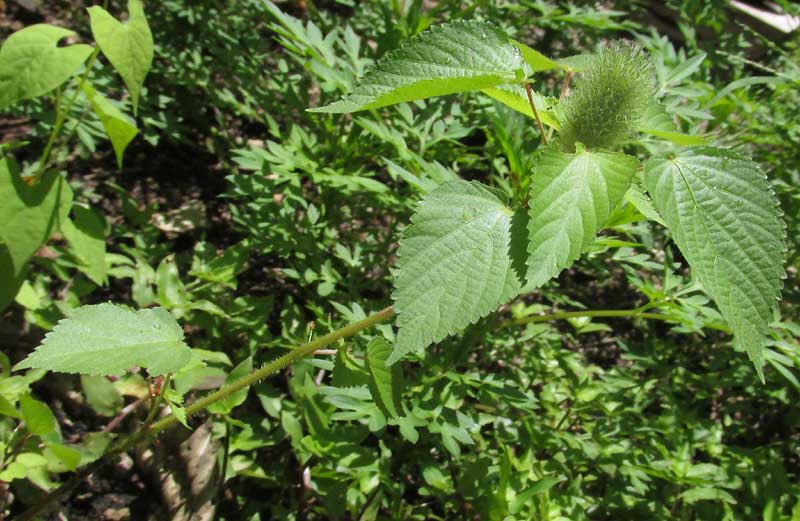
81 375 122 416
20 394 56 436
0 395 20 419
44 442 81 472
640 98 706 145
156 255 188 308
61 204 108 286
88 0 153 114
332 348 370 388
365 338 404 418
0 24 93 109
390 180 520 363
526 147 637 288
480 84 560 129
81 83 138 167
15 303 192 376
310 21 527 113
644 147 786 379
513 41 562 71
0 156 73 309
207 356 253 414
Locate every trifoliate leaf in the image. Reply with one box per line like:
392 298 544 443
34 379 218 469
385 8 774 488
310 21 527 113
15 303 192 376
0 24 93 109
644 147 786 380
391 180 520 364
365 338 404 419
559 41 654 151
88 0 153 115
526 147 638 288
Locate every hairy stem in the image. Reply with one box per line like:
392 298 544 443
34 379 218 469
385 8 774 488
524 81 548 145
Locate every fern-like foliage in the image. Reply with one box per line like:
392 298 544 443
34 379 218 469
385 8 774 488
558 41 654 151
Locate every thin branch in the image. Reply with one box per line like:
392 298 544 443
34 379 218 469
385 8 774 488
524 81 548 145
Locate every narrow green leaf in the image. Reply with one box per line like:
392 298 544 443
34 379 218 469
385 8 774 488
526 147 638 288
365 338 404 418
156 255 188 308
513 41 562 71
644 147 786 379
88 0 153 114
480 84 560 129
391 180 520 363
207 356 253 414
625 177 666 226
639 98 706 145
81 375 123 416
81 84 138 167
20 394 56 437
0 156 73 297
60 204 108 286
310 21 527 113
0 24 93 109
14 303 192 376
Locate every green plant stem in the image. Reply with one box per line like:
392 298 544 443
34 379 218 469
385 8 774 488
17 305 397 521
35 47 101 180
524 81 548 145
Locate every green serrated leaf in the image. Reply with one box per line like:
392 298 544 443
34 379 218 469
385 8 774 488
365 338 404 418
644 147 786 379
81 83 138 167
0 156 73 309
332 348 370 388
0 24 93 109
164 389 189 429
88 0 153 115
526 147 637 288
20 394 56 437
61 204 108 286
391 179 520 363
310 21 526 113
14 303 192 376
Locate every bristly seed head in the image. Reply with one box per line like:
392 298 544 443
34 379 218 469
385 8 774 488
558 40 654 152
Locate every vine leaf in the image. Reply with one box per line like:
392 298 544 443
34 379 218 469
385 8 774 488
81 84 138 167
644 147 786 379
15 303 192 376
390 180 520 364
88 0 153 115
310 21 527 113
0 156 73 309
365 338 404 418
526 146 638 288
0 24 93 109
